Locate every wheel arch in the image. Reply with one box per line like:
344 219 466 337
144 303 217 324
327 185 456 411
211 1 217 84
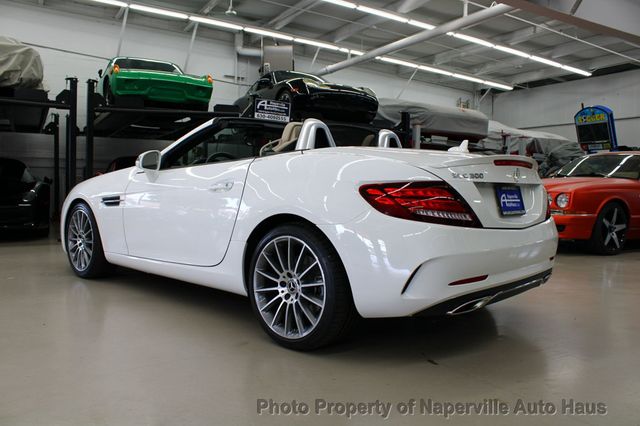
242 213 339 294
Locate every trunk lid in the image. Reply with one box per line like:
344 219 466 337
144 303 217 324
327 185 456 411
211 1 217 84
335 147 547 229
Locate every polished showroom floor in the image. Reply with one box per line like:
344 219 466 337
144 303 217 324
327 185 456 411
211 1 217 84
1 234 639 425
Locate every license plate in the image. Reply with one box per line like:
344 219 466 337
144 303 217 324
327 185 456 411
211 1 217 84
495 186 525 216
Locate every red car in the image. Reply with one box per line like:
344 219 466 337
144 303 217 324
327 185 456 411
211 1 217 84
543 152 640 254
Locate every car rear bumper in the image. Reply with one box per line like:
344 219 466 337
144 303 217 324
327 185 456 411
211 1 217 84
295 93 377 119
111 77 212 104
551 213 596 240
0 205 46 229
319 214 558 318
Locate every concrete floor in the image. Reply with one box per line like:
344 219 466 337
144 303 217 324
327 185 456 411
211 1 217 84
0 236 639 426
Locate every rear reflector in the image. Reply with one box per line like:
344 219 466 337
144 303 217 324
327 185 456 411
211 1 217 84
449 275 489 286
493 159 533 169
359 181 481 227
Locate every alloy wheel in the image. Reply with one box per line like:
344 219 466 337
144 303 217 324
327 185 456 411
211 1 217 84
253 236 326 339
67 209 94 271
601 206 627 250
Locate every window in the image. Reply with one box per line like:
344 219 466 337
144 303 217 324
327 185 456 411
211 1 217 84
114 58 182 74
163 121 284 168
556 155 640 179
273 71 325 84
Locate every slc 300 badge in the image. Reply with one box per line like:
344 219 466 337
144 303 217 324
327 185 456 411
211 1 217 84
451 172 485 179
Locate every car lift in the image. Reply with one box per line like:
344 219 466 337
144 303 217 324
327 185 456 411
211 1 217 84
83 79 239 177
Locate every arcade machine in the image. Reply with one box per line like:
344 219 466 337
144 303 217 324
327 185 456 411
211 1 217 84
574 105 618 153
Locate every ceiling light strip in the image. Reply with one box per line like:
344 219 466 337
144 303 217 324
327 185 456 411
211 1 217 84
129 4 189 19
377 56 512 90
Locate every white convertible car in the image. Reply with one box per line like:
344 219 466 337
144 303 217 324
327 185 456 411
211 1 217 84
61 118 557 350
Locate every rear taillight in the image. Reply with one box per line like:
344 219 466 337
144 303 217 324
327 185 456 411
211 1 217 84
543 188 551 220
359 182 481 227
493 159 533 169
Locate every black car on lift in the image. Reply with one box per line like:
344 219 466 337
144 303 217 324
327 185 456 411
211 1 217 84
233 71 379 123
0 158 50 236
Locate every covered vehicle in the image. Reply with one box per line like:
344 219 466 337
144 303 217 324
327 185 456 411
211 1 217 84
60 118 556 350
0 158 50 235
481 120 584 176
374 98 489 148
234 71 378 123
0 36 44 89
544 152 640 254
97 57 213 110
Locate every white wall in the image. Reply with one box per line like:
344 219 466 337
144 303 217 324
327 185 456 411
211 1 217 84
481 69 640 147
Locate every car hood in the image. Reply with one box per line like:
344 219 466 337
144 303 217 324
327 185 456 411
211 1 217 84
543 177 636 192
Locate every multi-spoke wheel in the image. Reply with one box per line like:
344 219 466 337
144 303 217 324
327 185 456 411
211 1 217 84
65 202 111 278
249 223 355 350
590 202 628 255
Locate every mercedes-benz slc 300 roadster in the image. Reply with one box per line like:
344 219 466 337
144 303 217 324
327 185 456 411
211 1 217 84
61 119 557 350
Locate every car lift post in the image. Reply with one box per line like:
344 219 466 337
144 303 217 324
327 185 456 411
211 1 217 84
65 77 78 193
44 114 60 216
85 79 96 179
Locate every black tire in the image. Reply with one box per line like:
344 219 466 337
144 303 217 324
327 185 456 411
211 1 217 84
103 79 115 106
248 223 355 350
589 202 628 255
65 202 112 278
277 90 293 103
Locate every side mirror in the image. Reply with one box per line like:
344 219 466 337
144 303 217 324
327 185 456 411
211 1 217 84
136 150 161 171
98 69 103 78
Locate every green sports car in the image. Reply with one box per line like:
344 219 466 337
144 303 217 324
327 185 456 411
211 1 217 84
97 57 213 110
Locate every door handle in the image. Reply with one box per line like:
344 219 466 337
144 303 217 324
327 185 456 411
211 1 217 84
209 180 234 192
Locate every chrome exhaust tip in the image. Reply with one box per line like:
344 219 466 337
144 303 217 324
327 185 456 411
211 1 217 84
446 295 495 316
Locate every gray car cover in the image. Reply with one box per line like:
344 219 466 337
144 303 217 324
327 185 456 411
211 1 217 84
374 98 489 140
0 36 44 89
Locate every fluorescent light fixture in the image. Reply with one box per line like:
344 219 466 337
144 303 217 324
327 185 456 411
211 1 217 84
129 4 188 19
294 38 340 51
418 65 453 76
350 50 365 56
493 44 530 58
339 47 350 53
453 73 485 84
356 5 408 23
379 56 418 68
561 65 592 77
451 32 494 48
244 27 294 41
87 0 128 7
407 19 435 30
483 80 513 91
529 55 563 68
189 16 243 30
320 0 357 8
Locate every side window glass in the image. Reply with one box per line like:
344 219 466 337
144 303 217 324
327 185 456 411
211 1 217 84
164 125 283 168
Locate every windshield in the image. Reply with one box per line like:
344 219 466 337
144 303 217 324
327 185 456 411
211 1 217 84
0 159 36 183
273 71 325 84
114 58 182 74
555 154 640 179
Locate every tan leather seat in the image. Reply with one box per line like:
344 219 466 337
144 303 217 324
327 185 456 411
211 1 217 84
272 121 303 152
361 134 375 146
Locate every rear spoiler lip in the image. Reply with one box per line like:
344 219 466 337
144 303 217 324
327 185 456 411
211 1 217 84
432 154 537 170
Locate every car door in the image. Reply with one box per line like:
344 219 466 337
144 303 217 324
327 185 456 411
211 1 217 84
122 120 282 266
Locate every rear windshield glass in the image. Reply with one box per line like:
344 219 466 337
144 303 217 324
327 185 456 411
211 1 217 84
273 71 325 84
115 58 182 74
0 159 36 183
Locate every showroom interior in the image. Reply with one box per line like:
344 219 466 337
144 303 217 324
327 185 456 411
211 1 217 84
1 0 639 423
